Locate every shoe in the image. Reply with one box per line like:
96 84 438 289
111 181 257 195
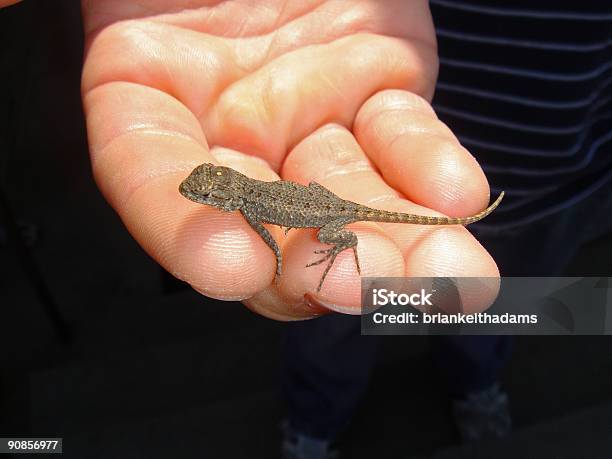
280 421 339 459
452 382 512 442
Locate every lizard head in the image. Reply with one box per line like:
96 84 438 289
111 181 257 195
179 163 242 211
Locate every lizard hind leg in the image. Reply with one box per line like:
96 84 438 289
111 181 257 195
306 219 359 292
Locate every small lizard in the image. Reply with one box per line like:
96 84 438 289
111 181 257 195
179 163 504 292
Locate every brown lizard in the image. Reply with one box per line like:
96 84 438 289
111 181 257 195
179 163 504 292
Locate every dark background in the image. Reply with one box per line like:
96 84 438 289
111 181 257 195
1 2 611 458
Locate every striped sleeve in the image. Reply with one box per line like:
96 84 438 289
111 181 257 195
430 0 612 228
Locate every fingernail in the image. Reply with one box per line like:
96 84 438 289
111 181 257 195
302 293 332 315
303 293 361 315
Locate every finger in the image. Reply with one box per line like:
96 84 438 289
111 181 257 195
354 90 492 217
185 149 334 319
84 82 208 210
242 287 332 322
83 82 288 303
280 124 499 313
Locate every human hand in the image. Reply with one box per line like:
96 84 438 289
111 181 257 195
81 0 499 320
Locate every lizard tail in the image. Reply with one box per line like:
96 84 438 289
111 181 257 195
358 191 504 226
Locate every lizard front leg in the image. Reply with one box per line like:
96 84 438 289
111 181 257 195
306 218 360 292
241 210 282 280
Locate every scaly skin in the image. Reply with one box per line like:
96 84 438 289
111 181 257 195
180 164 504 291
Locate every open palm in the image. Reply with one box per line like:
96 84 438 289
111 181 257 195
81 0 499 320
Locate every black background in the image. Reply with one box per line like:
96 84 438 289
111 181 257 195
1 2 611 458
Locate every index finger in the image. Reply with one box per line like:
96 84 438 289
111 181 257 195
83 82 296 304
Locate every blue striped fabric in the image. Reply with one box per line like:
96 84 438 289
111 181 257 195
430 0 612 228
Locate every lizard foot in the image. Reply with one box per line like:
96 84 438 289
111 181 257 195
305 251 333 267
